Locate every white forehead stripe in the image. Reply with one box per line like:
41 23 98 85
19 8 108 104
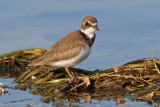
90 23 97 26
83 22 97 26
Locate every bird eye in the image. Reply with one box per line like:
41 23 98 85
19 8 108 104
86 22 91 26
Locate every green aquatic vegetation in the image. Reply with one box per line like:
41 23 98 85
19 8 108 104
0 48 160 106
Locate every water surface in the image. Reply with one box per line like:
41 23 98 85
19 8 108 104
0 0 160 107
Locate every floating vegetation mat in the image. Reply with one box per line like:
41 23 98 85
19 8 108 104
0 49 160 106
0 48 46 77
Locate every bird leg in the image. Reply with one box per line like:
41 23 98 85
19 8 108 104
65 66 72 77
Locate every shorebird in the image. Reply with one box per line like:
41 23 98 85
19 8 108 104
28 16 99 77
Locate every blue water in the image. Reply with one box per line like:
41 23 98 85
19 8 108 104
0 1 160 106
0 78 53 107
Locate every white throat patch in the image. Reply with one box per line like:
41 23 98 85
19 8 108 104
81 27 96 39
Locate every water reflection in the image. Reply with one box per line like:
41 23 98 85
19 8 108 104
0 75 159 107
39 91 159 107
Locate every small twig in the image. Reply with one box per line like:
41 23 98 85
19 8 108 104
153 60 160 75
91 71 114 79
155 60 160 65
139 77 160 88
151 53 154 60
106 71 115 75
70 92 89 98
103 74 160 79
103 74 140 78
139 67 142 77
151 53 160 75
104 74 160 88
68 82 86 92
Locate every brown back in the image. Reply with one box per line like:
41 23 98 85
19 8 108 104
28 30 96 66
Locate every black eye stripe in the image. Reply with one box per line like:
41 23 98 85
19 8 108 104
86 22 91 26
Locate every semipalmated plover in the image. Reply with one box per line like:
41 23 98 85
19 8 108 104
28 16 99 77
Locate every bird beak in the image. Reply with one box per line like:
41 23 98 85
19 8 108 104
96 27 100 31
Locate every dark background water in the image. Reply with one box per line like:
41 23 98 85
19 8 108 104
0 0 160 71
0 1 160 106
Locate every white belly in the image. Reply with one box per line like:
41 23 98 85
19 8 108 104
50 45 92 67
